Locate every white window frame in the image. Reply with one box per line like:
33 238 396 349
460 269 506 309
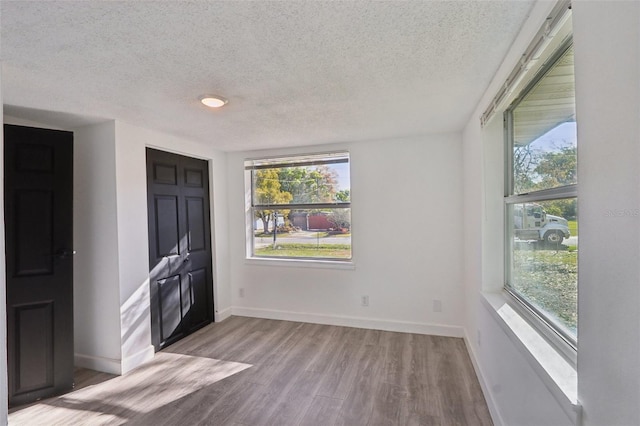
244 151 352 264
503 37 578 364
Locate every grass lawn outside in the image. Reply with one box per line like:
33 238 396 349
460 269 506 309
255 243 351 259
254 231 351 239
512 246 577 336
568 220 578 237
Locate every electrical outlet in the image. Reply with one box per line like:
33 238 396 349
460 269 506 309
361 295 369 307
433 299 442 313
239 288 245 298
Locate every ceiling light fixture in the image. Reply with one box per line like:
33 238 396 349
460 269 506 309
199 95 228 108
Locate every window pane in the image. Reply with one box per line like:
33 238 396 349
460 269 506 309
512 46 576 194
253 208 351 260
509 199 577 338
252 162 350 206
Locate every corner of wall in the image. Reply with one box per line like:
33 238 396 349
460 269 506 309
0 65 9 426
209 150 233 320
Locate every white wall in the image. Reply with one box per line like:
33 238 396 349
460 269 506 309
463 1 640 425
113 121 154 372
0 112 230 419
0 64 8 426
227 134 465 335
73 120 230 375
464 113 573 426
74 121 123 372
573 2 640 425
113 121 229 372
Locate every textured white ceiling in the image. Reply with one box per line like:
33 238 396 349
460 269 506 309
1 1 534 152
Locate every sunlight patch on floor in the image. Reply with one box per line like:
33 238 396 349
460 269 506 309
9 353 252 425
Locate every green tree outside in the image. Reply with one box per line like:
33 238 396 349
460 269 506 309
253 168 292 232
514 144 577 219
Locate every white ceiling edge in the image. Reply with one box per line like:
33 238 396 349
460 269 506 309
4 105 110 131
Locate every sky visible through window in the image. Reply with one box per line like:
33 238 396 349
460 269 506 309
332 162 350 192
533 121 577 153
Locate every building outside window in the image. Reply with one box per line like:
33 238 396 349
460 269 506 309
505 39 578 350
245 152 351 261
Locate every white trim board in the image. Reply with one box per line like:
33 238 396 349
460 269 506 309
231 306 464 338
74 353 122 375
215 307 233 323
121 345 154 375
75 344 154 376
464 330 505 426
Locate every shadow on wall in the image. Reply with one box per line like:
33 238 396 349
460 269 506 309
120 277 153 373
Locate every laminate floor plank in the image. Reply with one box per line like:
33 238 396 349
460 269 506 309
334 344 386 426
383 331 413 387
299 395 344 426
401 382 443 426
367 382 406 426
171 316 267 359
403 335 444 424
9 316 492 426
449 339 494 426
233 383 280 425
73 367 118 391
220 319 303 363
182 381 259 426
153 371 248 425
314 342 363 400
240 322 312 388
434 337 495 426
235 326 328 425
165 315 253 355
304 325 352 374
263 371 323 426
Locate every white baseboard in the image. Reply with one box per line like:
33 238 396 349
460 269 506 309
215 307 232 322
231 306 464 338
121 345 154 375
75 353 122 375
463 330 503 426
76 345 154 376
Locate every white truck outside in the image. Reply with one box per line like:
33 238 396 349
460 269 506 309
514 203 570 244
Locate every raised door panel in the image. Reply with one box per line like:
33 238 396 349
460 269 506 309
188 268 209 330
157 275 185 344
153 163 177 185
186 197 205 252
13 302 54 394
184 168 203 187
14 191 54 276
155 196 180 258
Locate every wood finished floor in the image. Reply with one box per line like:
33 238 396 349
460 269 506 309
9 316 493 425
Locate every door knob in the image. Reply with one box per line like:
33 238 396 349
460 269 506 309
55 249 76 259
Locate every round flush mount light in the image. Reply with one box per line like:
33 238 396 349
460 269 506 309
199 95 228 108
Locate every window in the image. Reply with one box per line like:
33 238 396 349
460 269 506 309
245 152 351 261
505 39 578 348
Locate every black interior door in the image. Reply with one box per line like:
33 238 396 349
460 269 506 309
146 148 214 351
4 124 74 407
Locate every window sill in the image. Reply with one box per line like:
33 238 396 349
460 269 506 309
480 291 581 424
245 257 356 270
